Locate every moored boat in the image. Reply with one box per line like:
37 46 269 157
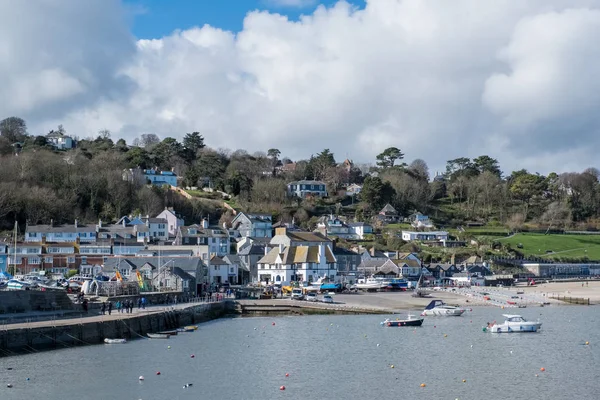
147 333 170 339
421 300 465 316
184 325 198 330
158 330 178 335
485 314 542 333
104 338 127 344
381 314 424 327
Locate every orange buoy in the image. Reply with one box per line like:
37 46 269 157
540 367 545 372
285 373 289 377
585 341 590 345
420 383 426 388
280 385 286 390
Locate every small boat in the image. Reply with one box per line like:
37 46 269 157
184 325 198 331
421 300 465 316
381 314 424 327
147 333 170 339
176 328 195 333
485 314 542 333
104 338 127 344
158 330 178 335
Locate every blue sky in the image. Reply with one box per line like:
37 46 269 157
125 0 366 38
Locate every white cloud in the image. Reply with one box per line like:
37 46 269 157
4 0 600 174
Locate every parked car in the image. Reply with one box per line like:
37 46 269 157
322 295 333 304
306 293 318 302
291 288 304 300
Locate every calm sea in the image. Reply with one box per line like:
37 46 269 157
1 306 599 400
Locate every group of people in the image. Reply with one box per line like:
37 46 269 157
100 297 147 315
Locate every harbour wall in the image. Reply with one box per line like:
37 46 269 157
0 301 233 356
0 290 75 314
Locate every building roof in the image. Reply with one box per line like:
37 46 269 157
238 243 273 256
171 267 195 281
286 231 330 243
379 204 397 214
26 224 96 233
332 247 360 256
287 180 326 186
103 256 203 273
258 245 336 265
179 224 228 238
348 222 371 227
209 255 229 265
390 258 421 269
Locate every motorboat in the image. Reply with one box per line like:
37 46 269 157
421 300 465 316
104 338 127 344
6 279 33 290
184 325 198 331
177 327 196 332
485 314 541 333
381 314 424 327
147 333 170 339
355 278 384 291
158 330 178 336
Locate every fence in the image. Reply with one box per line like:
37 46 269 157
549 295 590 305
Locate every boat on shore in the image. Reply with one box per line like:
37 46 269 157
421 300 465 316
158 330 178 335
147 333 170 339
184 325 198 330
104 338 127 344
381 314 424 327
484 314 542 333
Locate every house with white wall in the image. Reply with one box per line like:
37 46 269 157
401 231 449 242
156 208 185 238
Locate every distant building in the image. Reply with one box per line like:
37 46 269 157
287 180 327 198
348 222 373 240
375 204 399 223
408 212 434 229
401 231 449 241
0 243 8 273
174 220 229 257
46 131 74 150
156 208 185 238
315 215 356 239
143 168 178 187
257 243 337 284
230 212 273 238
345 183 362 196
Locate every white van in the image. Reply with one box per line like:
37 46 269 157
291 288 304 300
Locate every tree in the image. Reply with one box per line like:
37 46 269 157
473 155 501 177
376 147 405 169
361 176 395 211
445 157 477 180
139 133 160 148
98 129 111 140
408 159 429 181
0 117 27 142
541 201 571 231
308 149 336 180
506 213 525 233
510 172 547 218
267 148 281 160
126 147 150 169
181 132 205 163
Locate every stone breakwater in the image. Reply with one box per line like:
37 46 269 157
0 301 233 356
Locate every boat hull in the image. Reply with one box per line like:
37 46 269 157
104 338 127 344
147 333 170 339
421 308 465 317
382 319 424 327
488 323 541 333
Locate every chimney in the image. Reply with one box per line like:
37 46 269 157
98 219 102 228
264 246 269 256
122 219 127 227
50 219 54 227
74 219 78 228
319 244 326 263
201 219 209 229
278 244 284 253
275 227 287 236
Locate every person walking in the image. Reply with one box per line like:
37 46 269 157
115 301 121 313
101 302 106 315
141 297 146 309
138 298 142 309
107 301 113 315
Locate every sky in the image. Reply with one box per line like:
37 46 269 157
2 0 600 176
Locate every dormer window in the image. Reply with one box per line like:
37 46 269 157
189 229 197 235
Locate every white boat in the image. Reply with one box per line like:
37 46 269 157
104 338 127 344
6 279 32 290
355 278 384 290
421 300 465 316
147 333 170 339
485 314 542 333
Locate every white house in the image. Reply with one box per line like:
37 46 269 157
348 222 373 240
409 212 434 229
208 255 235 285
287 180 327 198
46 131 74 149
401 231 449 241
156 208 185 237
230 212 273 238
257 243 337 284
345 183 362 196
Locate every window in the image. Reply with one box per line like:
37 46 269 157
27 248 39 254
103 257 108 263
211 238 216 244
55 233 63 238
29 257 40 265
68 256 76 264
81 256 87 265
230 267 234 273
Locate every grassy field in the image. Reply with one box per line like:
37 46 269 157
497 233 600 261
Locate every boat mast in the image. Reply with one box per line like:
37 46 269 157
13 221 18 276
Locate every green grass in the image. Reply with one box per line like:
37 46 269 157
383 223 413 231
498 233 600 261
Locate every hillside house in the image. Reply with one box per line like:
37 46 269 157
174 220 229 257
156 208 185 237
46 131 74 149
257 243 337 284
143 168 178 187
231 212 273 238
401 231 449 242
375 204 399 223
287 180 327 198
